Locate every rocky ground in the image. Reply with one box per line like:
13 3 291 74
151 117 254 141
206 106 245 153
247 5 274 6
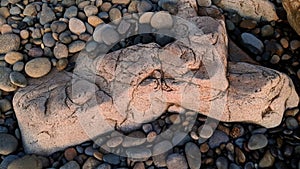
0 0 299 169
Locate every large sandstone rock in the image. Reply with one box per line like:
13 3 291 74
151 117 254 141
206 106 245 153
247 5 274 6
13 0 298 155
282 0 300 36
213 0 279 22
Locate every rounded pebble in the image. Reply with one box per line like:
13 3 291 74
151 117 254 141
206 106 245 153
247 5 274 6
166 153 188 169
25 57 51 78
150 11 173 29
9 71 27 87
247 134 268 150
4 52 23 65
69 18 86 35
0 133 18 155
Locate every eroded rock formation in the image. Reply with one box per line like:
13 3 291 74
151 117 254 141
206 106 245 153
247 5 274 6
13 0 299 155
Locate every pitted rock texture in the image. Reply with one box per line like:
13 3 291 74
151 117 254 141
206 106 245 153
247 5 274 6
282 0 300 36
213 0 279 22
13 0 298 155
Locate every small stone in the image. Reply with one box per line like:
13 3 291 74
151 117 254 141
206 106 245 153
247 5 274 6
25 57 51 78
225 20 235 31
93 152 103 161
0 134 18 155
281 54 291 60
62 0 76 7
103 154 120 165
8 0 20 4
241 33 264 54
128 1 138 13
56 58 68 71
247 134 268 150
69 18 86 35
9 71 27 87
265 40 284 56
152 141 172 167
200 143 209 153
109 8 122 22
64 6 78 19
20 30 29 39
198 125 214 139
1 24 12 34
137 0 153 12
0 155 19 169
290 40 300 50
166 153 188 169
270 55 280 64
112 0 130 5
8 155 42 169
0 7 10 18
126 147 152 160
23 4 37 16
133 162 145 169
216 156 228 169
46 15 61 29
28 48 44 57
88 16 103 27
84 146 97 156
0 34 20 54
208 130 229 148
13 62 24 72
96 0 103 7
261 25 274 37
10 7 21 15
64 148 77 161
297 69 300 80
40 4 56 25
229 124 244 138
285 117 298 130
4 52 23 65
43 33 55 47
150 11 173 29
59 31 73 44
100 2 112 12
259 150 275 168
280 38 289 48
106 136 123 148
139 12 154 24
0 67 17 92
117 19 131 34
239 20 257 29
84 5 98 17
185 142 201 169
98 12 109 19
235 147 246 164
68 40 85 53
93 24 120 45
0 99 12 112
59 161 80 169
197 0 211 7
54 43 68 59
122 131 146 147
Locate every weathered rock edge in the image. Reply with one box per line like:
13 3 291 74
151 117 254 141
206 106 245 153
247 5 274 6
282 0 300 36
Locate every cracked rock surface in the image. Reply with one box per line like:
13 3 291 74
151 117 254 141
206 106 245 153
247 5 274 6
13 0 299 155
